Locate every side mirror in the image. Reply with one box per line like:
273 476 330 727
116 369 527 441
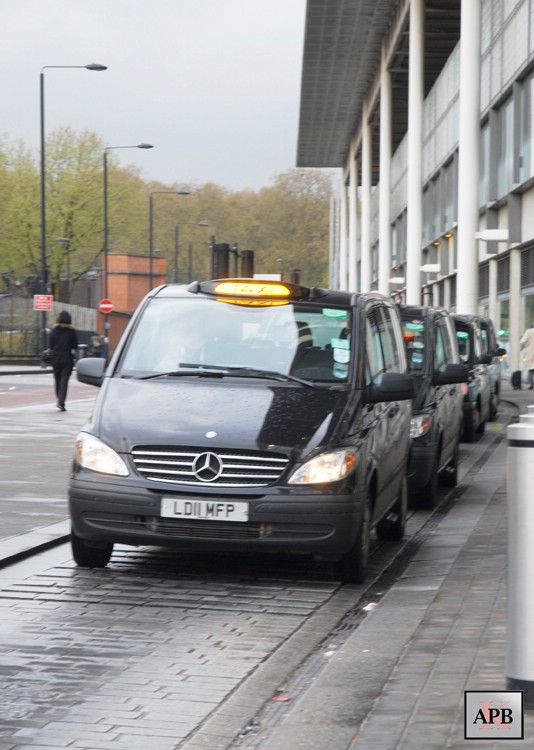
476 353 492 365
495 347 506 357
76 356 106 387
432 362 469 386
366 372 414 404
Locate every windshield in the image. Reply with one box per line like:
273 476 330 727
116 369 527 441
401 318 426 372
117 297 352 384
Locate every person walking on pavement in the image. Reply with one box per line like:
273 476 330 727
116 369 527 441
520 320 534 390
49 310 78 411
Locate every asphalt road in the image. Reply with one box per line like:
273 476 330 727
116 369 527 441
0 369 95 558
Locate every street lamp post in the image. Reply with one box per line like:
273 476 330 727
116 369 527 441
39 62 107 351
149 191 190 290
179 239 212 282
54 237 71 302
103 143 154 298
173 221 209 283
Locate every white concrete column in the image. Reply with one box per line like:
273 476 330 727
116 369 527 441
405 0 424 304
361 107 372 292
348 154 359 291
488 258 498 323
329 194 338 288
456 0 481 314
509 248 522 372
443 277 451 310
339 180 349 291
379 51 392 295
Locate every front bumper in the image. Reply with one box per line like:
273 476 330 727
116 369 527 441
69 473 367 559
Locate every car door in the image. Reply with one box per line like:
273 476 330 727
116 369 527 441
434 315 462 463
364 303 408 520
473 324 492 422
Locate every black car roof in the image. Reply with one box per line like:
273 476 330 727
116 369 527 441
398 304 450 319
452 315 481 335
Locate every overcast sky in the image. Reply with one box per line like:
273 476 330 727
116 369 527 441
1 0 308 192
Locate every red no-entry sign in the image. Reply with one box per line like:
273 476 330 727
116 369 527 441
99 298 114 314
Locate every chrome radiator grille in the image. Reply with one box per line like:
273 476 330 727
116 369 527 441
132 446 288 487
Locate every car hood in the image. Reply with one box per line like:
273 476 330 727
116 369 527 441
90 376 353 460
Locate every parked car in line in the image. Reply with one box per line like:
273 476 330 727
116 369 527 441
69 278 414 584
452 315 493 442
477 317 506 420
399 305 468 509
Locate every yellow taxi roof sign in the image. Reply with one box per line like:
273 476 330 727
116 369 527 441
213 280 291 297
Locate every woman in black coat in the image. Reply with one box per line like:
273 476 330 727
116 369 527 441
49 311 78 411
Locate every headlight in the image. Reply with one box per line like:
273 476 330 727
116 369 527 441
75 432 129 476
288 449 356 485
410 415 431 439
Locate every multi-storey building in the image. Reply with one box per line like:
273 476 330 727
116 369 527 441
297 0 534 374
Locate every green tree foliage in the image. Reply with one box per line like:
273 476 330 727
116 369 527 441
46 128 104 292
248 169 334 286
0 128 334 301
0 140 40 290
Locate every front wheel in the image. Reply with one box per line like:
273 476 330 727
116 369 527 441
489 392 498 421
71 529 113 568
330 493 371 584
376 475 407 541
439 442 459 488
462 407 479 442
415 456 439 510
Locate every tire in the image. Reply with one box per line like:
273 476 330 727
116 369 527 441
489 392 498 421
376 475 407 541
462 407 478 443
439 442 459 488
331 492 371 584
415 456 439 510
71 529 113 568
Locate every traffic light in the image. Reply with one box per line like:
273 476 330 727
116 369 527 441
211 243 230 279
241 250 254 278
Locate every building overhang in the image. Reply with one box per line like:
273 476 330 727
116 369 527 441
297 0 461 176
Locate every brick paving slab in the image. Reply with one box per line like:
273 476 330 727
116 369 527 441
0 542 361 750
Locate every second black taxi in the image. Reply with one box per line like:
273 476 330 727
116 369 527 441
399 305 467 509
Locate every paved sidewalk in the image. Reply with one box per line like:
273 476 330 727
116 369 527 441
0 362 51 375
230 382 534 750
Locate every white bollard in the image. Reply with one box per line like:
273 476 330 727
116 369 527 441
506 420 534 707
519 405 534 422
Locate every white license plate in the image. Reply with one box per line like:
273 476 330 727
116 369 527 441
161 498 249 522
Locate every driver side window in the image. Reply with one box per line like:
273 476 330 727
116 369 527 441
365 306 392 385
434 325 448 373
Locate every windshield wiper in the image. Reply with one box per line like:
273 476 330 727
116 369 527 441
135 364 226 380
218 365 317 388
135 363 317 387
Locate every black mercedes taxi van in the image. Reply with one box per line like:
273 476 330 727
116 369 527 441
69 279 413 583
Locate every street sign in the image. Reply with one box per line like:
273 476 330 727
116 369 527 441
33 294 54 311
99 298 114 314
